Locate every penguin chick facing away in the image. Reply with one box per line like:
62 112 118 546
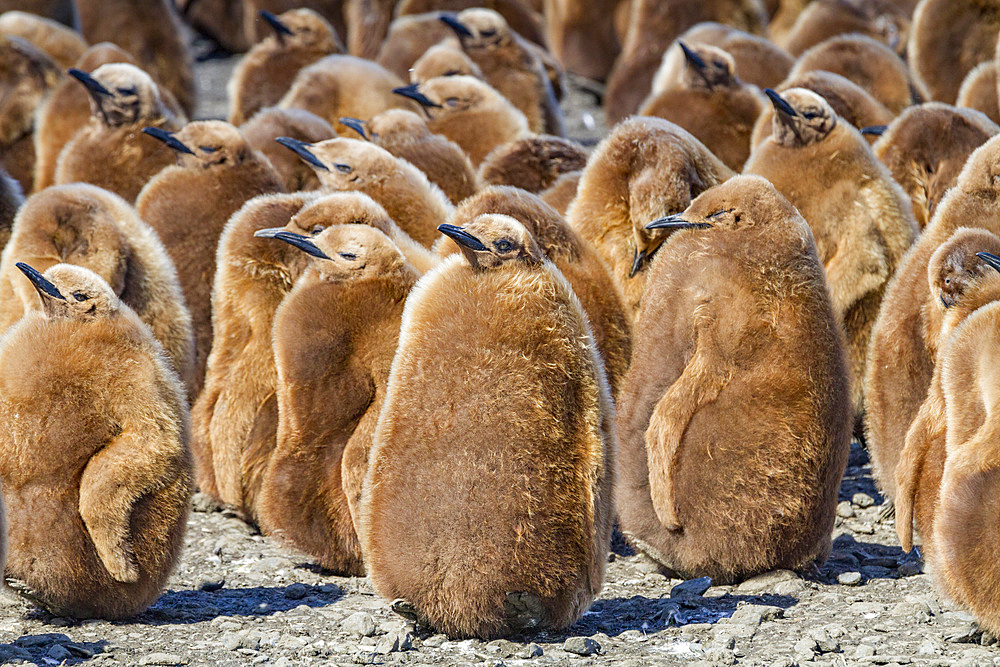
0 10 86 69
276 135 453 249
54 63 182 203
616 175 851 582
0 183 195 393
865 134 1000 500
242 107 335 193
374 12 458 81
258 223 419 575
567 116 734 321
745 87 918 422
778 0 911 58
137 120 283 400
0 262 192 619
409 43 483 84
957 61 1000 127
361 213 615 639
477 134 587 195
228 8 343 126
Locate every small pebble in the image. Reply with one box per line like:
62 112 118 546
836 501 855 518
47 645 73 662
564 636 601 656
521 643 544 658
341 612 377 637
852 492 875 508
838 571 862 586
284 583 307 600
199 578 225 592
139 653 189 666
671 576 712 598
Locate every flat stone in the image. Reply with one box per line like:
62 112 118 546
836 501 855 518
198 578 225 592
564 637 601 656
735 570 799 594
374 630 412 654
422 634 446 648
139 653 189 666
838 571 862 586
671 577 712 598
521 643 544 658
852 493 876 508
729 604 784 627
341 612 377 637
47 645 73 662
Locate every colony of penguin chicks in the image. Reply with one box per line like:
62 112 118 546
0 0 997 643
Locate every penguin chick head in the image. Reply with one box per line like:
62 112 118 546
928 228 1000 309
410 43 483 84
440 8 513 50
393 76 514 121
765 87 837 147
276 136 396 187
355 109 428 143
646 174 797 234
287 191 395 237
144 120 252 168
15 262 119 319
69 63 167 128
260 223 406 282
676 41 736 91
258 8 342 53
438 214 543 270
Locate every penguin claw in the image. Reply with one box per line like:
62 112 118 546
390 598 422 622
503 591 547 633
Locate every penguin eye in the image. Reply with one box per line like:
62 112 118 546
802 111 820 119
117 86 137 95
480 29 495 37
944 277 951 285
707 208 733 219
339 252 357 260
713 60 725 68
310 225 325 235
494 239 513 252
444 69 461 76
445 97 460 107
72 292 89 302
200 146 219 152
334 163 353 173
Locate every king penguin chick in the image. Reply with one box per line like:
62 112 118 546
228 9 343 126
543 0 621 82
639 41 764 171
539 169 580 215
54 63 182 203
0 262 192 619
258 223 418 574
340 109 479 205
957 60 1000 127
567 116 733 320
873 104 999 229
137 121 283 399
0 183 194 391
374 12 459 81
477 134 587 194
393 75 530 166
0 165 21 249
745 87 918 421
865 134 1000 499
395 0 547 46
242 107 335 192
0 10 86 68
779 0 911 57
277 135 453 248
361 213 615 639
617 174 851 582
409 42 483 84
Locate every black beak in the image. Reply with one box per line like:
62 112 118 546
437 223 488 251
259 10 294 37
339 117 369 141
439 13 473 38
393 84 442 109
257 230 331 259
16 262 65 301
646 214 713 231
142 126 196 155
977 252 1000 274
275 136 329 171
764 88 798 118
860 125 888 137
67 68 111 97
629 249 646 278
678 41 706 70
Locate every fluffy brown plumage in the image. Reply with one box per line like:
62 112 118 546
543 0 620 81
395 0 546 46
241 107 335 192
779 0 911 57
957 61 1000 127
374 12 458 80
0 10 86 68
477 134 587 193
409 42 483 84
539 169 580 215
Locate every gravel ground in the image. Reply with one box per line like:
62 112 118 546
0 48 997 667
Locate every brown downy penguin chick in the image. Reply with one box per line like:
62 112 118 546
54 63 181 203
745 88 918 420
603 0 769 123
137 121 283 399
0 0 74 26
539 169 580 215
341 0 394 59
277 55 420 135
0 183 194 391
74 0 196 117
957 62 1000 127
439 8 562 135
395 0 546 47
865 134 1000 499
0 165 20 249
409 43 483 84
393 76 530 166
228 9 343 126
0 10 86 68
616 175 851 582
433 186 631 395
374 13 459 81
567 116 734 320
639 41 764 171
788 34 922 114
908 0 1000 105
278 135 454 249
0 35 60 193
543 0 621 82
242 107 335 193
340 110 478 205
175 0 250 54
258 223 419 574
361 213 615 639
779 0 911 57
477 134 587 194
0 262 192 619
873 104 998 229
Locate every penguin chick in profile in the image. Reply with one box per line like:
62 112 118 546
137 121 283 399
392 75 530 166
361 213 615 639
395 0 547 47
957 62 1000 127
0 262 192 619
616 174 851 582
873 104 998 230
54 63 181 203
277 135 453 248
439 8 562 136
242 107 335 192
409 42 483 84
340 110 478 204
0 183 194 392
745 87 917 420
0 10 86 68
258 224 418 574
228 9 343 126
476 134 587 195
567 116 734 320
639 41 763 171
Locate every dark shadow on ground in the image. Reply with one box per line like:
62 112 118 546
0 633 108 665
808 533 920 585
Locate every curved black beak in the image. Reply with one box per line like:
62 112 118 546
438 223 488 251
259 10 294 37
339 117 369 141
678 41 706 70
253 227 287 239
439 13 473 38
67 68 111 97
275 136 329 171
629 249 647 278
393 84 442 109
16 262 65 301
142 126 196 155
257 230 331 259
977 252 1000 275
860 125 888 137
646 214 713 231
764 88 798 118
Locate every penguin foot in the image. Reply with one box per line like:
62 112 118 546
504 591 547 633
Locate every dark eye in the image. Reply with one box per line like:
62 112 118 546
480 29 495 37
339 252 357 260
707 209 732 219
72 292 89 302
713 60 725 67
945 277 951 285
200 146 219 152
117 86 137 95
802 111 820 120
494 239 513 252
310 225 324 235
444 69 461 76
334 163 353 173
